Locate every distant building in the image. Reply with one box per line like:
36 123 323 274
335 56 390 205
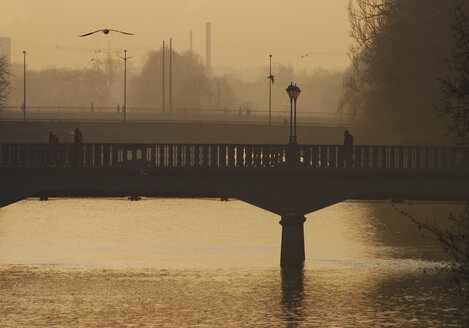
0 37 11 63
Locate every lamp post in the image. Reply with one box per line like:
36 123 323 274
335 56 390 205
121 50 130 122
286 82 301 144
23 51 26 122
169 37 172 114
162 40 165 112
268 54 273 125
293 83 301 143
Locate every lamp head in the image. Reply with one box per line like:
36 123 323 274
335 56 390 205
286 82 296 100
286 82 301 100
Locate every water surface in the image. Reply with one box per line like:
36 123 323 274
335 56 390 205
0 198 467 327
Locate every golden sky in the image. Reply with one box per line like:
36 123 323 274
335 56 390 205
1 0 351 71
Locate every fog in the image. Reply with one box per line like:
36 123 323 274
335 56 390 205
2 0 468 146
6 49 344 115
1 1 350 71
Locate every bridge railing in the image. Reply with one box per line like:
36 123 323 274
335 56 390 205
1 143 468 170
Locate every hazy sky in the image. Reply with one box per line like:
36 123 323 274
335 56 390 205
1 0 351 72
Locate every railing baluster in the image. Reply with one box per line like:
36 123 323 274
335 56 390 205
200 145 207 168
94 144 101 167
396 147 403 169
337 146 344 169
236 145 243 168
319 146 327 168
226 145 232 168
389 147 396 169
329 146 337 168
209 145 216 168
167 144 173 168
102 144 109 167
193 145 200 168
2 143 469 172
363 146 369 169
415 147 421 169
311 145 319 168
245 146 252 168
219 145 226 168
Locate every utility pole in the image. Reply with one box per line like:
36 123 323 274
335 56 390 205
123 50 128 122
162 40 165 112
23 51 26 122
169 37 172 114
268 54 273 125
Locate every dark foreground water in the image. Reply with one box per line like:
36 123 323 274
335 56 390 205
0 199 468 327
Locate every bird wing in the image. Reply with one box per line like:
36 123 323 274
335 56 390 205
79 29 103 37
108 29 135 35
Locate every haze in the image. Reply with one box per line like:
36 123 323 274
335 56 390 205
1 0 350 71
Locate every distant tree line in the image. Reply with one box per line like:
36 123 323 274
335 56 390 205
3 45 346 116
130 48 237 111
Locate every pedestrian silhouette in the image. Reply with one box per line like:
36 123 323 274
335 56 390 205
73 128 83 166
344 130 354 168
48 130 59 166
344 130 353 146
73 128 83 144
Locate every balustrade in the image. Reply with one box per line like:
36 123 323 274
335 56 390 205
0 143 468 171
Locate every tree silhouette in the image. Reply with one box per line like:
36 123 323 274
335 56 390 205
438 6 469 145
342 0 464 145
130 48 236 111
0 55 10 108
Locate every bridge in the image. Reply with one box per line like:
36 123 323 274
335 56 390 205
1 143 469 266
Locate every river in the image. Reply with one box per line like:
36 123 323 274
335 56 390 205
0 198 467 327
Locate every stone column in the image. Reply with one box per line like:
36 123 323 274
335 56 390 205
279 214 306 267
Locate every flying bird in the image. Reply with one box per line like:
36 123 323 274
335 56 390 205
79 29 134 37
267 74 275 84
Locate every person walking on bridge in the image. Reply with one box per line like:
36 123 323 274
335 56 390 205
344 130 354 168
73 128 83 167
48 130 60 166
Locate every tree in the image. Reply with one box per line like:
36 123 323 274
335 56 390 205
0 55 10 108
130 48 237 111
345 0 469 283
341 0 462 145
393 204 469 283
391 6 469 284
437 6 469 145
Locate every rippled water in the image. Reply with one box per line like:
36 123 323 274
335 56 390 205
0 199 468 327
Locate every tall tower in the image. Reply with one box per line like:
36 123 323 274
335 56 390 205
205 22 211 68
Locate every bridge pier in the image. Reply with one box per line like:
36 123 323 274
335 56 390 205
279 215 306 267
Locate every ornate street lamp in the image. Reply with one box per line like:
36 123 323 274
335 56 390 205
286 83 301 144
267 54 274 125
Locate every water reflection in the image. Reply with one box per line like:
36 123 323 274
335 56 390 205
1 199 468 327
281 266 305 327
